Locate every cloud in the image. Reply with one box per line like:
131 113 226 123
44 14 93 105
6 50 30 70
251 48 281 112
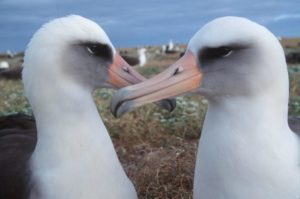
258 13 300 25
272 14 300 21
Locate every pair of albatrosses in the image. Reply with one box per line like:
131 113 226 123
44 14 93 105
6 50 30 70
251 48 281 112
0 15 299 199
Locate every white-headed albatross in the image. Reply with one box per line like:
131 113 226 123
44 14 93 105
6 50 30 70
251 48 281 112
121 48 147 67
112 16 300 199
0 15 175 199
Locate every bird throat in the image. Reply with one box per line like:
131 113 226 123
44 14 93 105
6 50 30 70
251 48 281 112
28 85 127 198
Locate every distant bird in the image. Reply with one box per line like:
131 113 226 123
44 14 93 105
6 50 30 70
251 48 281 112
167 39 174 51
112 17 300 199
121 48 147 67
165 39 179 54
161 45 167 54
161 41 175 54
6 50 14 58
0 55 24 80
0 61 9 69
0 15 174 199
0 67 22 80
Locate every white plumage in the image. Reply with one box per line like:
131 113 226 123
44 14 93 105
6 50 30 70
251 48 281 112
111 16 300 199
137 48 147 67
189 17 299 199
0 61 9 69
23 15 137 199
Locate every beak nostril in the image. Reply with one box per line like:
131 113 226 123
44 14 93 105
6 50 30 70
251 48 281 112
173 68 179 76
123 67 130 73
173 66 183 76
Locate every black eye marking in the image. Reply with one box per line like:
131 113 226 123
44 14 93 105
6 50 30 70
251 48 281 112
199 46 233 62
82 42 113 60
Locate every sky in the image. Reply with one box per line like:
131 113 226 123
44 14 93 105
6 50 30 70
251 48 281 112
0 0 300 52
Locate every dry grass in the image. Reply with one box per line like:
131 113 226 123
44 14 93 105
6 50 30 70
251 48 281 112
0 46 300 198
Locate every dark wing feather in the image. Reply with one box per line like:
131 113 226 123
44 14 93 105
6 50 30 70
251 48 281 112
0 114 36 199
0 67 22 80
288 116 300 136
120 54 139 66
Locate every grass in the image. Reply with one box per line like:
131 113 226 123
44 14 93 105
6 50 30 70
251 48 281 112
289 64 300 115
0 47 300 198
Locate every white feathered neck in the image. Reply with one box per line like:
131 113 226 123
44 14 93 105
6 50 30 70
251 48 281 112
22 15 137 199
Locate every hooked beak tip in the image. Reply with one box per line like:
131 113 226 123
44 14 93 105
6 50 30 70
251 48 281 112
113 99 176 118
111 88 129 117
158 98 176 112
114 101 135 118
111 88 177 118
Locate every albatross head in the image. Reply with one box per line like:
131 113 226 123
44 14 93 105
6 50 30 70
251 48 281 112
23 15 138 91
22 15 175 112
112 16 289 117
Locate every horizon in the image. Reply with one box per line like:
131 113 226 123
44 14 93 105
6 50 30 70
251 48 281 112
0 0 300 52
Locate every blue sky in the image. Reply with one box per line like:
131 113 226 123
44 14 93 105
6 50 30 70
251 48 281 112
0 0 299 52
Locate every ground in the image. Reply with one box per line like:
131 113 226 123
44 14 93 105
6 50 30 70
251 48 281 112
0 43 299 199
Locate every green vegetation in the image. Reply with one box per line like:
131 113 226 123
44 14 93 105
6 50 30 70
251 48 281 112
289 64 300 115
0 47 299 198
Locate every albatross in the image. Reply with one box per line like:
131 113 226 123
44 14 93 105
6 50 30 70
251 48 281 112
0 15 175 199
112 16 300 198
121 48 147 67
0 61 9 69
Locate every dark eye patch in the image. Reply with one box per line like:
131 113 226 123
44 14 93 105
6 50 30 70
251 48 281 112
199 46 232 61
81 42 113 61
198 44 248 65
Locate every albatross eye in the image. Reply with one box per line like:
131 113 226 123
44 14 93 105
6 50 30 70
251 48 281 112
85 43 113 60
217 47 232 57
199 46 233 62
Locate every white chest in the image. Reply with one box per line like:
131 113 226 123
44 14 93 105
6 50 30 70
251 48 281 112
193 109 300 199
29 105 137 199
